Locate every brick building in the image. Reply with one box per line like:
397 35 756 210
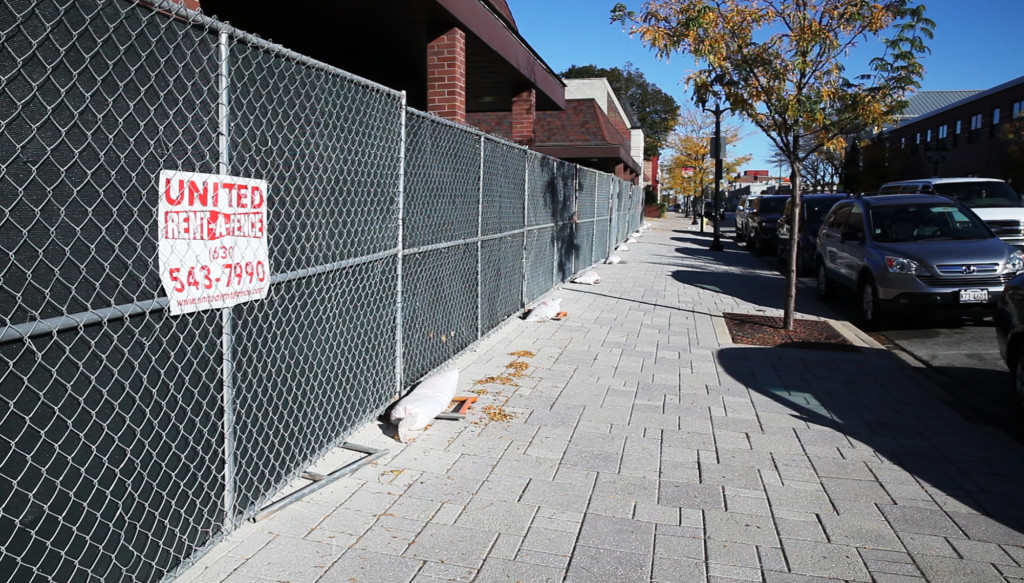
196 0 566 146
193 0 647 184
469 78 642 181
881 76 1024 184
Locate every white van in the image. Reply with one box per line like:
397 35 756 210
878 178 1024 249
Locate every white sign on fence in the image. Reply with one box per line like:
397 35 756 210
158 170 270 315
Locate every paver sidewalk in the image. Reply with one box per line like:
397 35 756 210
180 213 1024 583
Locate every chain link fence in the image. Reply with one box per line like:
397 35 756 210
0 1 643 582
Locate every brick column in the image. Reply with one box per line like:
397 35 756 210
426 27 466 124
511 88 536 147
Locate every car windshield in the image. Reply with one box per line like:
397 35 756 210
869 202 992 242
805 199 841 223
930 181 1022 208
758 197 788 213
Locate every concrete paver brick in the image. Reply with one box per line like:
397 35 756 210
404 523 496 568
708 562 764 581
821 476 894 503
577 513 656 555
455 497 537 535
725 492 772 516
782 538 871 582
474 557 563 582
651 555 707 583
704 510 779 547
864 559 924 577
659 481 725 511
707 539 759 567
520 478 593 513
516 548 571 568
913 553 1007 583
819 514 904 551
948 511 1024 546
766 484 834 515
227 536 344 583
352 523 419 555
318 548 422 583
415 561 477 582
879 505 965 538
566 546 651 583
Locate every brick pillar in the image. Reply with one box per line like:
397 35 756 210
427 28 466 124
511 88 536 147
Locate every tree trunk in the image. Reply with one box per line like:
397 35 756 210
783 138 802 330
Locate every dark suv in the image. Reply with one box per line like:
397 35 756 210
776 193 847 275
743 194 789 255
815 194 1022 326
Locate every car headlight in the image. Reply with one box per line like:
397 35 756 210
1007 251 1024 274
885 256 920 274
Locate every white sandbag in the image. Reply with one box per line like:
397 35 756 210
525 298 562 321
389 369 459 443
631 232 642 238
625 237 638 243
604 255 622 265
615 244 629 251
571 270 602 285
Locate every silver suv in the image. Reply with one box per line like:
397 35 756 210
815 194 1023 326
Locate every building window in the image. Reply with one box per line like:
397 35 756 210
900 137 905 150
938 124 948 139
1014 101 1024 118
926 129 932 142
992 107 1001 138
954 119 961 147
969 113 982 143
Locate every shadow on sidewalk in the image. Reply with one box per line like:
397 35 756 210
669 269 835 320
718 345 1024 543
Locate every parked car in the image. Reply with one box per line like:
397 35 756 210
702 199 725 223
878 177 1024 250
776 193 848 275
996 272 1024 411
815 194 1023 327
734 194 758 241
744 194 790 255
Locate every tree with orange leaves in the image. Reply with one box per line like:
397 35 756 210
613 0 934 329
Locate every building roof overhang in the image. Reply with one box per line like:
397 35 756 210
196 0 565 112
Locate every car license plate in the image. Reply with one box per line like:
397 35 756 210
959 289 989 303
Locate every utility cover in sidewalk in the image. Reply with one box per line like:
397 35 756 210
723 313 857 350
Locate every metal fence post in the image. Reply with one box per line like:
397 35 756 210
216 29 238 529
396 92 407 395
477 135 484 338
521 155 529 307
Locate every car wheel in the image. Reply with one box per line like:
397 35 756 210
859 278 886 329
816 262 833 300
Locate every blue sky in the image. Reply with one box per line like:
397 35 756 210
513 0 1024 172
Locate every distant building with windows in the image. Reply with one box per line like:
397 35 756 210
881 76 1024 185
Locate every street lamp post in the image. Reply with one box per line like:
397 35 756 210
702 100 730 252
